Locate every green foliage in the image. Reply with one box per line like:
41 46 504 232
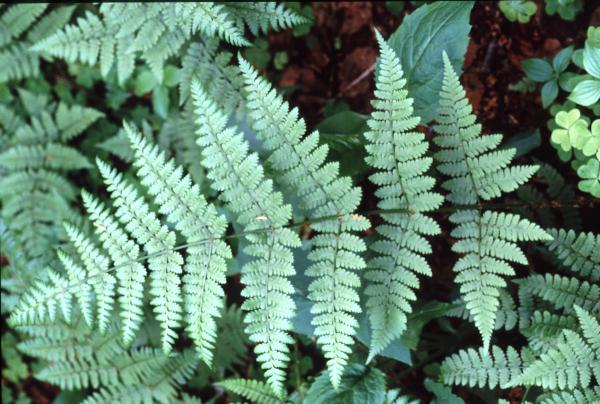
544 0 583 21
192 82 300 395
387 1 473 123
0 89 101 260
546 228 600 281
217 379 281 404
363 31 442 359
499 1 537 23
304 364 386 404
441 345 527 389
240 57 370 388
2 4 598 404
434 52 551 349
32 3 304 84
0 4 75 83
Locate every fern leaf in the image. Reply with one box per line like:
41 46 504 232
225 2 307 35
31 11 111 66
0 43 39 83
521 311 577 353
538 386 600 404
518 273 599 314
56 103 104 142
218 379 282 404
63 224 116 333
127 123 232 367
441 345 526 389
546 228 599 282
1 4 48 40
0 143 91 170
26 5 76 44
514 330 598 390
83 349 198 404
97 159 183 353
240 55 370 388
192 81 300 395
358 31 443 359
179 38 243 111
82 192 146 345
573 305 600 355
433 51 551 349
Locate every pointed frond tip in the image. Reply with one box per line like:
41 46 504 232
434 57 550 350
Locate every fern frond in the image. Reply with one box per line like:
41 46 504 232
225 2 307 35
31 11 111 66
34 3 249 83
179 39 243 112
358 31 443 359
448 289 518 331
82 192 146 345
56 103 104 142
127 123 232 367
440 345 526 389
0 143 91 170
83 349 198 404
433 52 551 349
574 305 600 354
0 43 39 83
63 223 116 333
518 273 599 314
217 379 281 404
26 5 76 44
538 387 600 404
97 159 183 353
0 4 48 41
513 330 599 390
192 81 300 395
521 311 576 353
240 55 370 388
546 228 599 282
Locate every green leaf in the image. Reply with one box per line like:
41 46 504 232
134 69 158 96
388 1 473 123
503 129 541 157
152 85 169 118
553 45 574 73
568 79 600 107
583 42 600 79
425 378 465 404
577 158 600 197
522 58 554 82
401 301 453 350
304 364 386 404
163 65 181 88
316 110 369 177
541 79 558 108
551 109 588 152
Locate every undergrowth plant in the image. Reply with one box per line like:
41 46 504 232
1 2 598 404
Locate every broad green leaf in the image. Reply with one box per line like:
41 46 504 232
152 85 169 118
541 79 558 108
569 79 600 107
425 378 465 404
304 364 386 404
388 1 473 123
134 69 158 95
401 301 452 350
503 129 541 157
522 58 554 82
553 45 574 73
583 42 600 78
